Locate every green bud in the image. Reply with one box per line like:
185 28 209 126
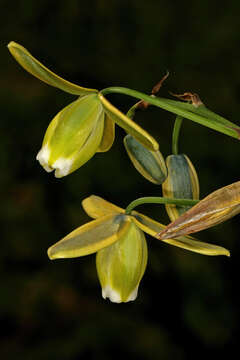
96 215 148 303
124 134 167 184
36 94 104 177
162 154 199 221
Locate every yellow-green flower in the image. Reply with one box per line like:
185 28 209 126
47 196 229 303
8 41 158 177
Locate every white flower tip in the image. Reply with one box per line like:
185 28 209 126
102 286 122 303
102 285 138 303
36 145 73 178
36 145 53 173
126 287 138 302
52 157 73 178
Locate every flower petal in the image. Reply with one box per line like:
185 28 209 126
8 41 98 96
82 195 124 219
48 214 125 259
132 212 229 256
162 237 230 257
97 115 115 152
96 217 148 302
98 93 159 151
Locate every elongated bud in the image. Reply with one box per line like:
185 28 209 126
124 134 167 184
36 94 104 177
158 180 240 241
96 217 148 303
162 154 199 221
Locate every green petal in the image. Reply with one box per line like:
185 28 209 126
97 115 115 152
162 237 230 257
98 93 159 151
82 195 124 219
132 212 229 256
48 214 125 259
65 111 105 176
8 41 98 96
96 217 148 303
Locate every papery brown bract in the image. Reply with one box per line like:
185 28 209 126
157 181 240 240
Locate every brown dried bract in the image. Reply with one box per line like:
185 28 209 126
136 100 149 110
151 71 169 95
136 72 170 111
170 92 203 107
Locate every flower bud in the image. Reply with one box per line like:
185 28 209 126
124 134 167 184
162 154 199 221
36 94 104 177
96 216 148 303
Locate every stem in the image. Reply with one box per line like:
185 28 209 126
101 87 240 140
125 196 199 215
172 116 183 155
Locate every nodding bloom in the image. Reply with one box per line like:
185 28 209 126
8 42 159 177
47 195 229 303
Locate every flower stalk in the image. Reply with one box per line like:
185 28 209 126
125 196 199 215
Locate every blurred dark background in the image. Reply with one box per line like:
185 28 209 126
1 0 240 359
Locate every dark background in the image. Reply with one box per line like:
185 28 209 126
1 0 240 359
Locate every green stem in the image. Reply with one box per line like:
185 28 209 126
125 196 199 215
101 87 240 140
172 116 183 155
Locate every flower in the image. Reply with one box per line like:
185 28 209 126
8 41 158 177
47 195 229 303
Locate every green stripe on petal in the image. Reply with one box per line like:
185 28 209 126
47 214 125 259
8 41 98 96
131 212 229 256
82 195 124 219
97 115 115 152
98 93 159 151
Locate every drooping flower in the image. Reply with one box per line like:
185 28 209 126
47 195 229 303
8 42 158 177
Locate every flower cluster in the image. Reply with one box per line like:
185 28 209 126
8 41 239 303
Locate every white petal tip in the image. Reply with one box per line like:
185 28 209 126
52 157 73 178
102 286 138 303
36 145 53 172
